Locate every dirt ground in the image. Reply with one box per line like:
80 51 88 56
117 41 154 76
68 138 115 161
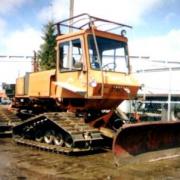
0 138 180 180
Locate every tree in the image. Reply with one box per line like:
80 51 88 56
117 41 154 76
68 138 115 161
38 21 56 70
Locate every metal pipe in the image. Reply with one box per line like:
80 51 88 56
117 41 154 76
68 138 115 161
167 67 172 121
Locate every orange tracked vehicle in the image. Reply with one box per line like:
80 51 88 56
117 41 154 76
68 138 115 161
12 14 180 157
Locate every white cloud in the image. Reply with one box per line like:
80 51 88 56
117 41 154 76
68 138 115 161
0 18 6 29
38 0 163 25
38 0 69 22
129 29 180 60
0 0 25 14
0 18 6 35
3 27 43 55
0 61 32 84
0 0 27 52
74 0 163 25
0 26 42 83
0 18 7 53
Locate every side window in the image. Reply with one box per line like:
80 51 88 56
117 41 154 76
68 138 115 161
59 39 83 71
102 48 127 72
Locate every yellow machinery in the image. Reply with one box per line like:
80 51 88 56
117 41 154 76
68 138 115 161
15 14 139 111
12 14 180 156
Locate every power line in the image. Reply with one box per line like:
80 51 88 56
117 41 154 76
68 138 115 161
0 60 32 63
0 55 33 63
0 55 32 58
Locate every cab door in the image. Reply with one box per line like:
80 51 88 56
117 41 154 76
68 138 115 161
56 36 87 98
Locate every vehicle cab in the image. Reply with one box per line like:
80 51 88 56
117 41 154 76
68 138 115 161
54 14 140 109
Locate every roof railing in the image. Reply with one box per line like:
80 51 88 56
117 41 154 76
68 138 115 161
54 13 132 35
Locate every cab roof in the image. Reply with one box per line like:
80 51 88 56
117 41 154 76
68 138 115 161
56 28 128 43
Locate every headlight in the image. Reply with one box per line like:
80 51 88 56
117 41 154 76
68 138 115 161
89 79 97 87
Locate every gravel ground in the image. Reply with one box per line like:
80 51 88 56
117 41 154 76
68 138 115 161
0 138 180 180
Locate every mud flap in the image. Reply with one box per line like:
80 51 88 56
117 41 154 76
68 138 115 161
113 121 180 157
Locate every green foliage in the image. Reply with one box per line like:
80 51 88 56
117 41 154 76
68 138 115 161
38 21 56 70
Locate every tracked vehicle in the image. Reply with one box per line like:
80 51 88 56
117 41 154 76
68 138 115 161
0 105 19 137
12 14 180 157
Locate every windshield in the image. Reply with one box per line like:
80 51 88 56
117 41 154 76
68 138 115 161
88 35 129 73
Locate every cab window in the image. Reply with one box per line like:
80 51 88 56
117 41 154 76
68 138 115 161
59 39 83 71
88 35 129 73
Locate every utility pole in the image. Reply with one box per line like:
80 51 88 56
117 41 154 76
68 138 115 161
68 0 74 69
69 0 74 32
70 0 74 19
32 51 39 72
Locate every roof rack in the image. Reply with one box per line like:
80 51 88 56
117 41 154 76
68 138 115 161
54 13 132 35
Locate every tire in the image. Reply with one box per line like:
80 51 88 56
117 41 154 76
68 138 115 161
64 136 73 148
35 130 44 142
44 130 54 144
53 133 64 146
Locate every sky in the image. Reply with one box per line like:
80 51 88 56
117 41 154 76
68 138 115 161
0 0 180 84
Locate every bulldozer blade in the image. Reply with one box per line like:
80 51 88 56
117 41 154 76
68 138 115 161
113 121 180 157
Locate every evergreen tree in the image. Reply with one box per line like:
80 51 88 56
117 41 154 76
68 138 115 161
38 21 56 70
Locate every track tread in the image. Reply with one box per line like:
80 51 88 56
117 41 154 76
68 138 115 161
13 112 104 154
0 106 20 135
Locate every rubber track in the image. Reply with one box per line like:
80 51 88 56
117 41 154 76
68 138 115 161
14 138 98 154
0 106 20 135
13 112 104 154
